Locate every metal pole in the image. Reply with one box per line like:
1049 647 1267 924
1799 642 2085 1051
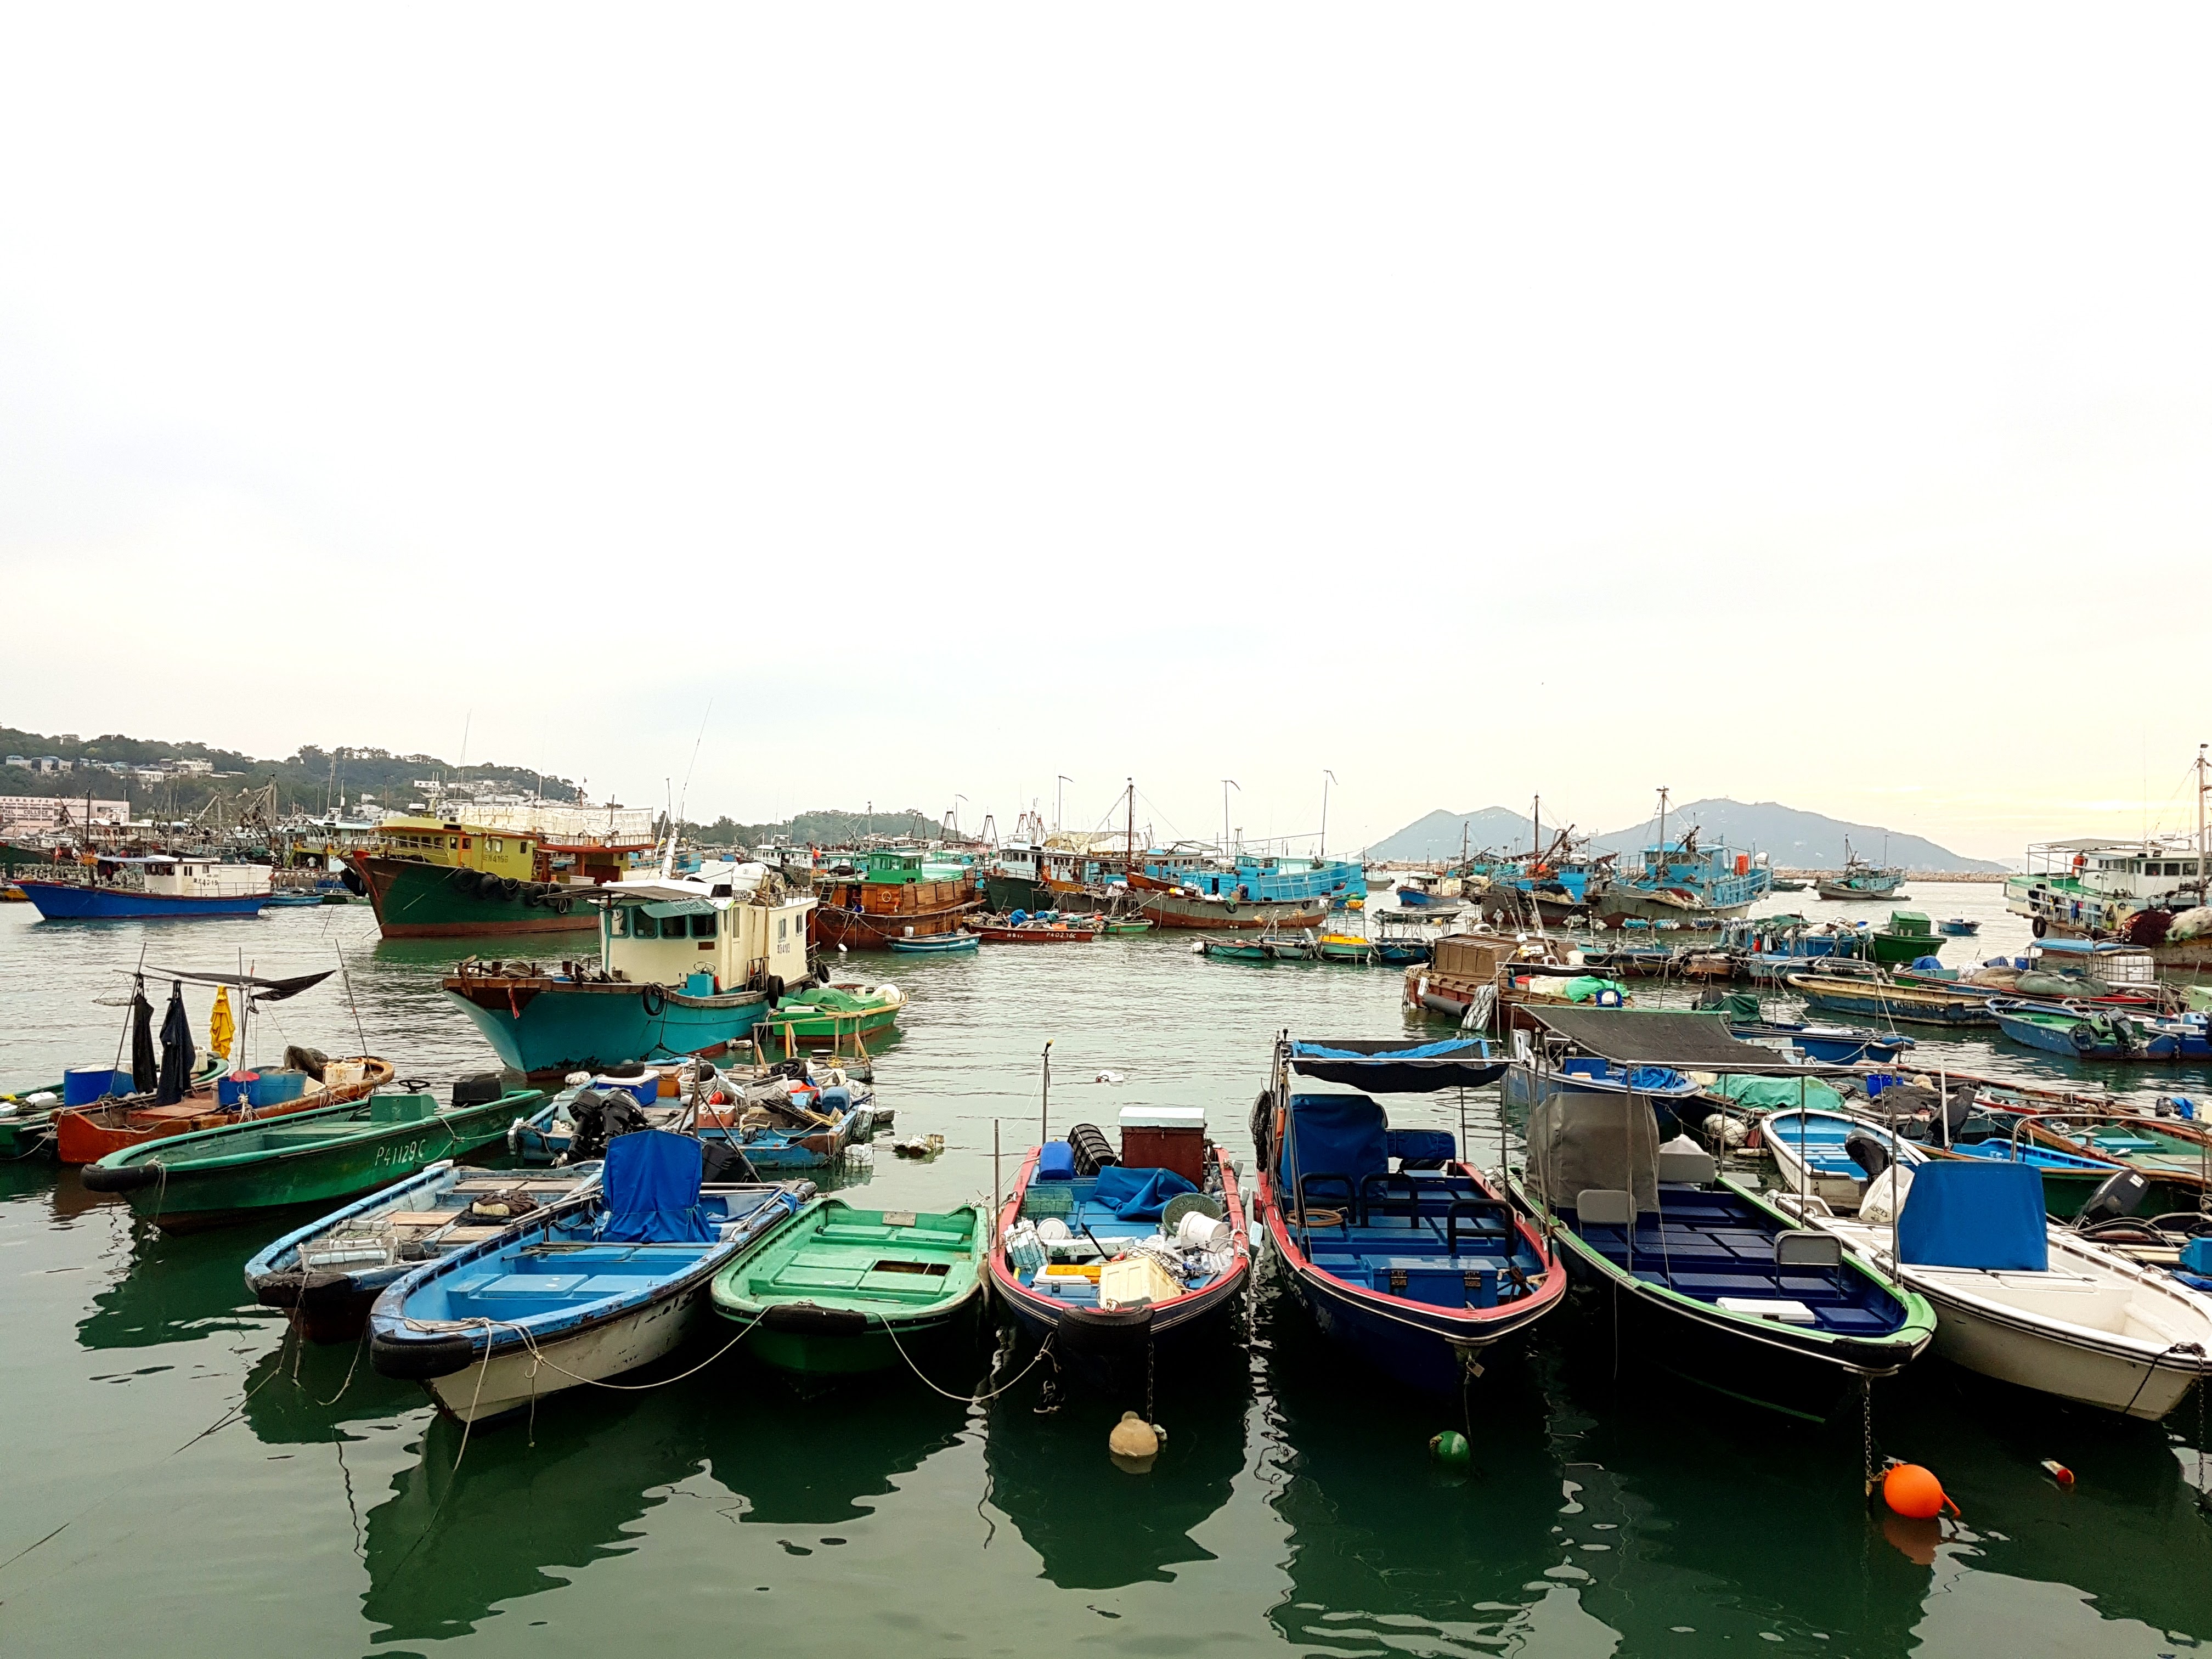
1040 1040 1052 1146
993 1119 1001 1232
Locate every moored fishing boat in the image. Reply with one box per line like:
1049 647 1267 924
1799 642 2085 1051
1770 1163 2212 1419
969 911 1098 943
1815 839 1906 901
16 855 275 919
510 1062 879 1171
1314 932 1376 964
57 1053 394 1164
810 848 982 949
708 1198 988 1377
1785 970 1999 1027
1990 1000 2212 1062
243 1109 589 1342
80 1082 549 1231
888 932 980 954
348 806 658 939
1867 911 1944 968
1937 917 1981 936
442 860 815 1077
1199 935 1271 962
1252 1036 1564 1391
2020 1112 2212 1207
1502 1007 1933 1419
991 1104 1250 1391
369 1130 812 1422
755 981 905 1053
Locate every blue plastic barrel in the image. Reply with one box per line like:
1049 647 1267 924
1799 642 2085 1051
247 1069 308 1108
219 1072 255 1107
63 1065 125 1107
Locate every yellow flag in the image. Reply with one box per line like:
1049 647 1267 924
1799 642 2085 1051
209 986 235 1062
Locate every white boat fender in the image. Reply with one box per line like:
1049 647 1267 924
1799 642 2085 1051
1860 1165 1914 1227
1702 1113 1750 1149
1094 1070 1126 1085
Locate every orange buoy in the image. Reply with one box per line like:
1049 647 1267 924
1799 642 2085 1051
1882 1463 1956 1520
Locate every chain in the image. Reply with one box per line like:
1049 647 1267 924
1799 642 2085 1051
2200 1375 2209 1514
1861 1378 1876 1498
1146 1333 1156 1427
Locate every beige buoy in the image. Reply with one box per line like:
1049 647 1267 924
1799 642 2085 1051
1109 1411 1161 1472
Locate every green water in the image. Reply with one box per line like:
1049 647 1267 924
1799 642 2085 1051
3 885 2210 1656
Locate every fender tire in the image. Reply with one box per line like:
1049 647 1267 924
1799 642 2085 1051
371 1327 477 1381
81 1160 161 1193
641 985 667 1018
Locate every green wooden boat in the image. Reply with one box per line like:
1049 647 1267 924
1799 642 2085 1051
708 1198 986 1376
757 984 905 1051
1867 911 1943 968
1099 918 1153 935
80 1086 546 1231
2024 1115 2212 1207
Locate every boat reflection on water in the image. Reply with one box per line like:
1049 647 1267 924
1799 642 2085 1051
76 1219 272 1352
711 1357 971 1526
361 1361 977 1641
237 1337 421 1444
363 1383 715 1644
1253 1277 1567 1650
981 1332 1249 1590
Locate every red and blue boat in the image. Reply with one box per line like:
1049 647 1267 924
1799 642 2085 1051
1252 1036 1565 1392
18 857 274 919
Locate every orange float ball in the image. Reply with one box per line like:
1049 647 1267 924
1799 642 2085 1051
1882 1463 1949 1520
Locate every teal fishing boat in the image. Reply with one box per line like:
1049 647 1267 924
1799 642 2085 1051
80 1085 548 1231
708 1199 988 1376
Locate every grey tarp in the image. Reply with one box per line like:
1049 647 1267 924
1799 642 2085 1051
1521 1007 1860 1076
1524 1086 1661 1214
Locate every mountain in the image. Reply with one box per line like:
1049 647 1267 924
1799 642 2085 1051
1586 798 2005 872
1364 807 1545 862
1368 797 2006 872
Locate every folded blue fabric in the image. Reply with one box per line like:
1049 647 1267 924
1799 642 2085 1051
1092 1163 1198 1220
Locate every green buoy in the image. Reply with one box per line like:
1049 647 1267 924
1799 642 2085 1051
1429 1430 1470 1468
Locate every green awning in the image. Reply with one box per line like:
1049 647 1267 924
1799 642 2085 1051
642 898 716 918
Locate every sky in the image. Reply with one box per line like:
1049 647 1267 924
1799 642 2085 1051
2 8 2207 863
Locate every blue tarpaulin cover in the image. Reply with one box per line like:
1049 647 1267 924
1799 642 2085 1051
1293 1039 1480 1061
1279 1093 1390 1188
1897 1160 2048 1271
600 1129 712 1244
1037 1141 1076 1181
1091 1163 1198 1220
1386 1128 1457 1164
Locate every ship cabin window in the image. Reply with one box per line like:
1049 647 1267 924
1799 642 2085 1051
608 910 628 937
691 913 716 939
488 838 504 853
778 916 788 942
148 862 173 876
630 912 657 939
448 838 460 850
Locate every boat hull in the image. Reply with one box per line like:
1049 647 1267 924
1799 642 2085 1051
97 1096 539 1231
1132 889 1330 932
1786 976 1998 1027
444 977 770 1076
428 1284 708 1423
15 881 269 919
356 855 597 939
54 1059 387 1165
810 899 981 950
1918 1278 2206 1419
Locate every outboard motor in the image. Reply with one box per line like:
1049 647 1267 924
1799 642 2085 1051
1843 1130 1893 1180
2076 1169 2152 1228
567 1088 650 1163
698 1138 761 1184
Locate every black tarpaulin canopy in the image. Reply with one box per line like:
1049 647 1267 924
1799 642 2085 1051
1520 1007 1861 1076
143 968 333 1005
1286 1037 1508 1092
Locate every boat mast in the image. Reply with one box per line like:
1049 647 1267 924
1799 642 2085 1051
2198 743 2209 901
1320 769 1336 860
1655 787 1669 874
1532 795 1540 862
1125 778 1135 868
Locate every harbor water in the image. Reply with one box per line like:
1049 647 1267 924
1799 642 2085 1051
3 883 2210 1655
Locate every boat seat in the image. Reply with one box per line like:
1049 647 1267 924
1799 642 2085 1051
476 1273 588 1296
1577 1190 1637 1226
575 1274 648 1296
1775 1232 1844 1270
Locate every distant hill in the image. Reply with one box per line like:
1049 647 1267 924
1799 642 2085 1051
1587 798 2005 873
1365 807 1545 862
1370 797 2005 872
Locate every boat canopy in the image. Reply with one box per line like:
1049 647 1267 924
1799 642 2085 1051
1896 1160 2049 1271
1521 1008 1858 1076
641 898 716 919
1286 1036 1506 1092
2032 937 2148 958
599 1128 712 1244
142 967 332 1004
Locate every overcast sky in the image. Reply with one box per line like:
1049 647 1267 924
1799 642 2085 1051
3 8 2207 860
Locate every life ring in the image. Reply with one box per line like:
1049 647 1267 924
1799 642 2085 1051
641 985 667 1017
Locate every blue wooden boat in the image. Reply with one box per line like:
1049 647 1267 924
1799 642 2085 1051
1252 1037 1565 1391
18 859 273 919
244 1099 592 1342
1785 970 2000 1027
1991 1000 2212 1062
1759 1103 2130 1221
888 933 979 954
1937 918 1981 936
369 1129 812 1422
1705 994 1916 1064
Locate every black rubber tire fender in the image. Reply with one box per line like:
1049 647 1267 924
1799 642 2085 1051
446 866 481 894
759 1302 870 1336
641 984 667 1018
552 893 574 917
370 1327 477 1381
80 1160 162 1193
